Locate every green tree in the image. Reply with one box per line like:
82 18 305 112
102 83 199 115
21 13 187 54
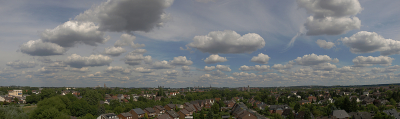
13 97 19 104
29 107 69 119
0 105 29 119
287 111 295 119
350 98 357 112
207 109 214 119
199 109 205 119
114 106 124 114
26 94 39 104
212 103 220 114
83 90 102 106
39 88 56 100
144 113 149 119
78 113 95 119
303 110 311 119
294 103 300 113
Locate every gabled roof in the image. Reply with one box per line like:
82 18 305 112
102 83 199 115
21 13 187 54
101 113 117 119
145 108 156 113
179 109 190 114
238 111 253 118
157 113 172 119
166 110 180 118
154 105 165 111
332 110 349 119
132 108 146 115
119 112 132 117
184 106 195 112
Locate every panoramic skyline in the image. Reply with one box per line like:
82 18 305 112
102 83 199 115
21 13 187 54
1 0 400 87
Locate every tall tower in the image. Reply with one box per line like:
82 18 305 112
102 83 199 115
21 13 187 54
248 85 250 92
104 83 106 88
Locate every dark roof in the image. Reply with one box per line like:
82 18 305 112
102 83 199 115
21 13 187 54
156 113 172 119
166 110 180 118
332 110 349 119
179 109 190 114
132 108 146 115
383 109 400 119
101 113 117 119
348 112 372 119
184 106 195 112
281 109 293 116
145 108 156 113
119 112 132 117
154 105 165 110
238 111 253 118
166 104 175 108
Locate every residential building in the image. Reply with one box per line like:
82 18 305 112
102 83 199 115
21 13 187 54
155 113 172 119
383 109 400 119
97 113 118 119
129 108 146 119
117 112 133 119
144 108 156 117
153 106 166 116
166 110 180 119
331 110 350 119
178 109 192 119
8 90 22 97
165 104 176 111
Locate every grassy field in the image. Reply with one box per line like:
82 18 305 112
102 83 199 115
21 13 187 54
22 105 37 114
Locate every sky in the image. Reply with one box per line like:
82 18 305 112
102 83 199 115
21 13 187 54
1 0 400 88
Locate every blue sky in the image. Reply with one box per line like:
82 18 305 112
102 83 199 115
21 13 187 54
1 0 400 88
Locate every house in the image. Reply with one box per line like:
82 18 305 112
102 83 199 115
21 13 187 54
117 94 124 100
97 113 118 119
308 96 317 102
348 112 372 119
166 110 180 119
349 96 360 103
144 108 156 117
299 100 311 105
178 109 191 119
154 106 166 116
8 90 22 97
232 103 248 117
256 103 268 110
129 108 146 119
117 112 133 119
318 98 334 104
183 102 191 107
363 92 369 96
331 110 349 119
155 113 172 119
281 109 294 119
268 105 291 115
215 98 221 102
315 116 336 119
237 110 257 119
183 106 195 115
383 109 400 119
295 111 315 119
224 100 235 107
343 92 350 96
0 95 5 102
176 104 184 109
165 104 176 111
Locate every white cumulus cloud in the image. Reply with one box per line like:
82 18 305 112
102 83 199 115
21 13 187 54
353 56 394 67
294 53 333 66
41 21 108 47
297 0 362 35
341 31 400 56
64 54 113 68
170 56 193 65
204 66 216 71
251 53 270 64
103 47 126 56
20 39 66 56
188 30 265 54
204 54 228 64
216 65 231 72
6 61 36 69
316 39 335 49
114 34 145 48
